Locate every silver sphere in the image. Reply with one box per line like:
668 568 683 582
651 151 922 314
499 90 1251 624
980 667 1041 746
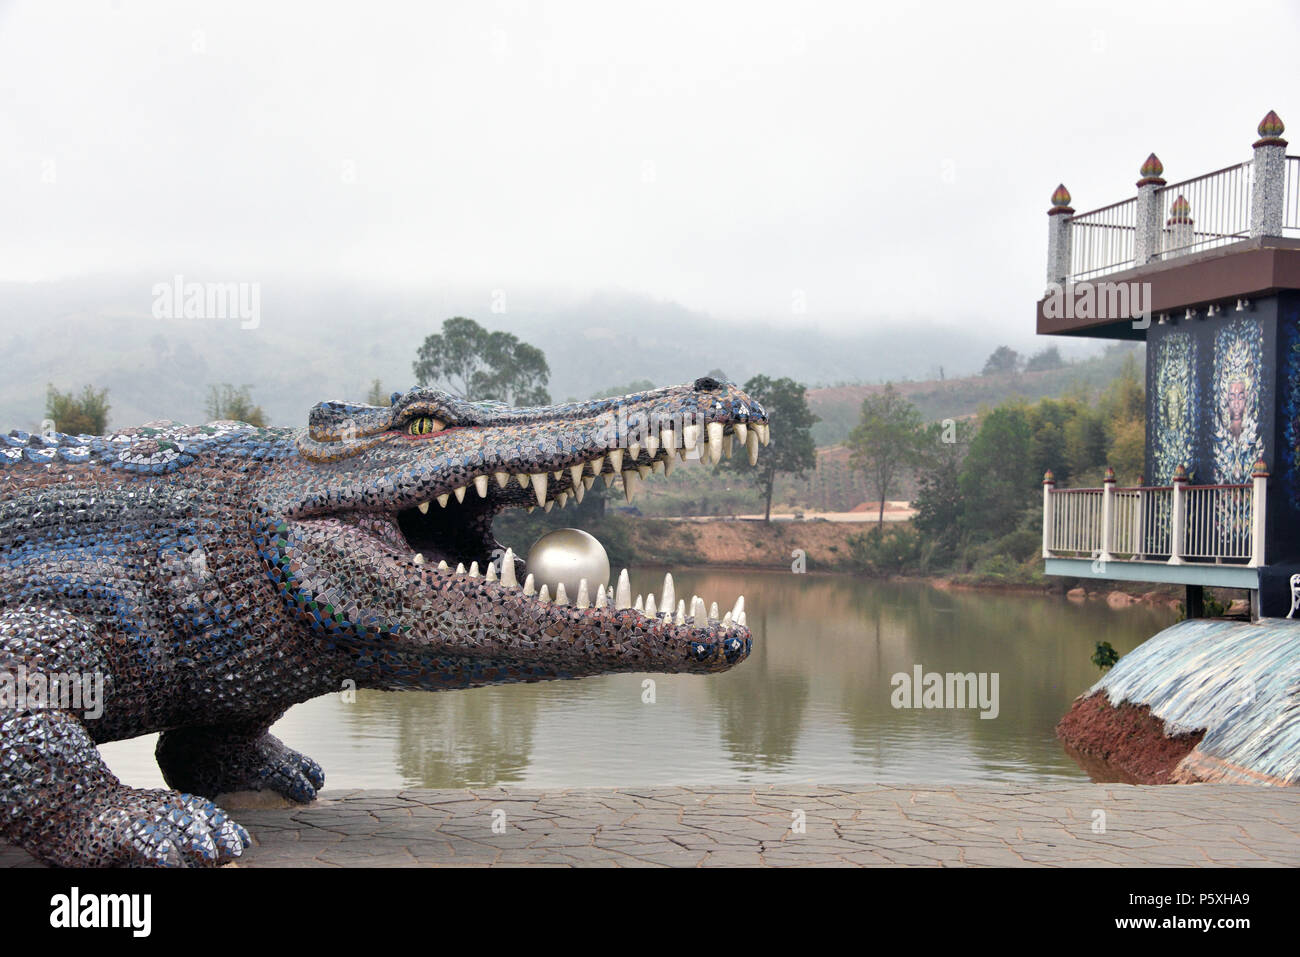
525 528 610 600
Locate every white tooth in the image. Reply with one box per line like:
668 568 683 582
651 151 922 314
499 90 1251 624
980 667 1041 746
737 610 747 628
663 455 675 476
557 491 569 508
710 601 719 620
677 447 688 461
437 560 449 571
495 471 510 488
414 553 426 564
691 595 706 624
634 594 644 612
661 573 675 615
418 501 430 514
501 549 518 588
629 442 641 461
552 470 562 480
746 431 759 465
589 454 604 475
675 600 685 625
517 472 531 488
555 582 568 605
615 569 632 609
572 481 585 504
683 424 700 449
660 427 674 452
455 563 466 575
454 485 466 503
623 469 642 502
569 463 583 488
608 448 624 472
608 585 615 602
731 595 745 619
438 493 450 508
581 475 595 490
595 585 607 609
475 475 489 497
468 561 479 578
758 423 770 446
524 573 536 597
543 499 554 512
526 506 535 514
734 422 747 444
644 593 657 618
576 579 590 609
723 611 733 629
707 423 724 462
602 472 614 488
723 434 734 458
637 465 650 480
533 472 547 506
539 583 551 604
486 562 497 582
645 432 659 458
652 458 664 474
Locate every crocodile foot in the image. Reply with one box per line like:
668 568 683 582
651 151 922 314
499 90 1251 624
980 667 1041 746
157 726 325 803
55 787 250 868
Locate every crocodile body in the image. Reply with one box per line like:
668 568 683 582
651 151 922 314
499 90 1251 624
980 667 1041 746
0 376 766 866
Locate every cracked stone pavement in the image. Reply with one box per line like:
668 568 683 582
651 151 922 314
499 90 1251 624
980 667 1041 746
3 783 1297 867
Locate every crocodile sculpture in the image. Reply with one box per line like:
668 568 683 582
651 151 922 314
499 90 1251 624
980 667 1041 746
0 375 767 867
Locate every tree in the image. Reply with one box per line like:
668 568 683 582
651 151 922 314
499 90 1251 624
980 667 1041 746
846 384 925 528
45 384 110 435
718 375 818 523
982 345 1022 376
911 418 975 560
366 379 391 406
1024 345 1064 372
206 384 267 426
590 379 656 400
413 316 550 405
957 404 1037 539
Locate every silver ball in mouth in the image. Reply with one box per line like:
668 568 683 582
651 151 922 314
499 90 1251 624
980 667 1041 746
525 528 610 600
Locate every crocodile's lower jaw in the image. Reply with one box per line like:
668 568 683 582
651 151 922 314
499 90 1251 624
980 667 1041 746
345 424 766 645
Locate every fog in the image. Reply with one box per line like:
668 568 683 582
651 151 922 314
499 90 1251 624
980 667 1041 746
3 0 1297 335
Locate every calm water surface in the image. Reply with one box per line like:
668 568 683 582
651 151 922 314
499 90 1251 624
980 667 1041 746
100 570 1177 789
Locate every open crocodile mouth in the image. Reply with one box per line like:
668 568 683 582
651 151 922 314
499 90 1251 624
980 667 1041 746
362 419 770 636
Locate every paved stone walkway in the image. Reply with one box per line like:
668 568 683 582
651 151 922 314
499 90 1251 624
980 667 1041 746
4 783 1298 866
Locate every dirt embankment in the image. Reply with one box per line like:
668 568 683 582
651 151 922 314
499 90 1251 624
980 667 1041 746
625 518 865 571
1056 693 1205 784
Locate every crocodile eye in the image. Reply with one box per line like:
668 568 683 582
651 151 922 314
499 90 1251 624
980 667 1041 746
406 416 446 436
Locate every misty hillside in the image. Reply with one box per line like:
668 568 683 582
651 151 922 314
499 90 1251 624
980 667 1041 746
0 277 1098 432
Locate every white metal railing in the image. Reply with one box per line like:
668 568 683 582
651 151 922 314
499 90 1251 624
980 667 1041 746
1042 474 1266 567
1070 198 1136 280
1156 162 1253 258
1286 156 1300 237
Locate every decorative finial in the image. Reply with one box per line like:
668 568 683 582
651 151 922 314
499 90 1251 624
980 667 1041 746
1173 464 1188 482
1103 465 1116 483
1166 194 1193 225
1042 469 1056 485
1252 456 1269 478
1255 110 1287 147
1048 184 1073 216
1137 153 1166 187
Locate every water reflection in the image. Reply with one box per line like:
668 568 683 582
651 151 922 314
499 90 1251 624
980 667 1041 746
99 570 1175 790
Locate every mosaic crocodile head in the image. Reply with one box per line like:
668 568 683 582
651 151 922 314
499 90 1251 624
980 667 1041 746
259 375 769 687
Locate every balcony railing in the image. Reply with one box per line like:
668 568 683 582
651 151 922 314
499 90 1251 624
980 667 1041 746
1045 111 1295 286
1041 469 1267 568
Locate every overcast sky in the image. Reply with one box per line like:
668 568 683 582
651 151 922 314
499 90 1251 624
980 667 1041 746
3 0 1298 332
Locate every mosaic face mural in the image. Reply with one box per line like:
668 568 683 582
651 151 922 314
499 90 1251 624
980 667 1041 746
1211 318 1265 486
1150 330 1197 484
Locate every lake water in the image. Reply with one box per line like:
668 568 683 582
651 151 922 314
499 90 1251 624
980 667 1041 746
99 569 1177 790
